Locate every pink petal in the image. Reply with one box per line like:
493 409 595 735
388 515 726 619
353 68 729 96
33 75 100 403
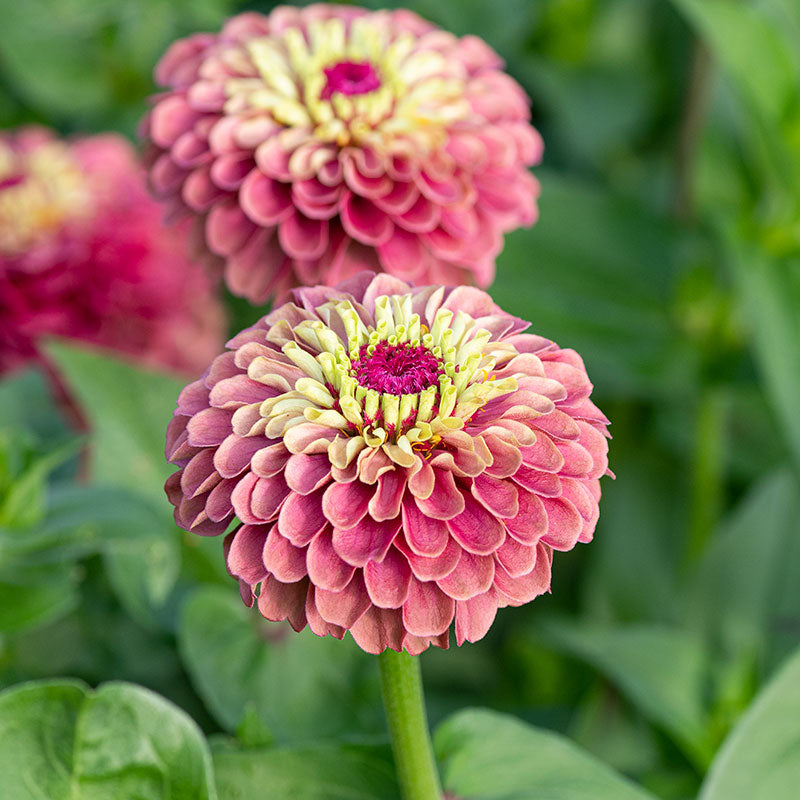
512 466 562 498
505 491 548 545
437 551 494 601
250 474 290 520
447 492 506 555
278 213 329 260
314 572 371 628
206 199 258 257
540 497 583 551
306 528 355 591
377 227 430 279
364 548 412 608
214 434 266 478
402 497 449 557
205 478 237 522
322 480 372 529
483 434 523 478
263 527 308 582
305 587 346 640
493 544 552 606
149 96 199 148
470 474 519 519
495 536 537 577
341 191 394 246
413 468 465 520
180 449 219 498
285 453 332 495
251 443 291 478
368 469 406 522
555 440 594 478
402 579 455 637
519 434 565 473
407 458 435 499
240 170 293 226
257 575 308 631
277 490 327 546
396 534 460 581
186 407 232 447
331 516 401 567
349 606 404 654
226 523 269 585
455 591 499 646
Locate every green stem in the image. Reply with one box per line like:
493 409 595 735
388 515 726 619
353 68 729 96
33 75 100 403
378 649 443 800
686 386 726 565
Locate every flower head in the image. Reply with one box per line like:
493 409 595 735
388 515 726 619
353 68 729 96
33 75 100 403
0 127 225 376
144 4 542 303
165 273 610 654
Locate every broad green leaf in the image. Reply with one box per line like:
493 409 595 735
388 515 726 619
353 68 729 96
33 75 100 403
686 467 800 658
492 172 691 396
0 368 66 441
434 708 657 800
727 249 800 471
0 438 80 530
0 679 217 800
0 484 165 565
178 586 381 744
699 645 800 800
671 0 797 124
541 622 714 769
212 741 398 800
44 340 185 510
0 571 79 635
45 341 186 622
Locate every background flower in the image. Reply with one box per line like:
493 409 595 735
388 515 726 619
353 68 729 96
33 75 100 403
143 4 542 303
0 126 226 376
165 272 610 654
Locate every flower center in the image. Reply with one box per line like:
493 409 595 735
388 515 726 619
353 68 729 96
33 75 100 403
0 139 92 256
321 60 381 100
351 340 443 395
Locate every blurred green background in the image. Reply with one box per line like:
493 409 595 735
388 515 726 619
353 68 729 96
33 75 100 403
1 1 799 799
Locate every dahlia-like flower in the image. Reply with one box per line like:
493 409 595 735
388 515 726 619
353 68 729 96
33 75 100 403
165 273 610 654
0 127 225 376
143 4 542 303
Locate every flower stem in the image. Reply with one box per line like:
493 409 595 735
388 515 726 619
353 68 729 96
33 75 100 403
378 649 443 800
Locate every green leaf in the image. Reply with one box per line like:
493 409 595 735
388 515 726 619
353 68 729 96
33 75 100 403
0 572 79 635
671 0 797 124
492 172 691 396
44 340 185 510
699 645 800 800
541 622 714 769
212 740 398 800
686 467 800 659
727 248 800 471
178 586 381 744
0 438 79 529
434 708 657 800
0 679 217 800
45 341 186 623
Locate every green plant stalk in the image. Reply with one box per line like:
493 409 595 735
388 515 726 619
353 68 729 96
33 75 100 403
686 386 726 565
378 649 443 800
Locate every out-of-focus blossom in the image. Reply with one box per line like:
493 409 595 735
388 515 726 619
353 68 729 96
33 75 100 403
143 4 542 303
165 272 610 655
0 127 225 376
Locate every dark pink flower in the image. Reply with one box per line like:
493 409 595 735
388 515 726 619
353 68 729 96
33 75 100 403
0 127 225 376
143 4 542 303
165 273 610 654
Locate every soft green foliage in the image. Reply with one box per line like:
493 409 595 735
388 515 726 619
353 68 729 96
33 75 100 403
1 0 800 798
0 680 217 800
179 586 382 743
435 708 658 799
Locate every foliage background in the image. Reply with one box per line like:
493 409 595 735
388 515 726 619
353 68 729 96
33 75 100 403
1 1 799 798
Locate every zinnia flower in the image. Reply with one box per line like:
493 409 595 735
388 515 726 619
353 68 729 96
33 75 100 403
165 273 610 654
0 126 225 376
143 4 542 303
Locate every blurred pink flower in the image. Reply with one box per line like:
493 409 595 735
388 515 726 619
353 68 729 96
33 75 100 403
165 272 610 655
143 4 542 303
0 127 225 376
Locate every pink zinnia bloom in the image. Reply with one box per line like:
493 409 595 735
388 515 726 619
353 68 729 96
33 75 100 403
0 127 226 376
165 273 610 655
143 4 542 303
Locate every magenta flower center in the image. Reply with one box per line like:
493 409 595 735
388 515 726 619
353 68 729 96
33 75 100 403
321 60 381 100
351 340 443 395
